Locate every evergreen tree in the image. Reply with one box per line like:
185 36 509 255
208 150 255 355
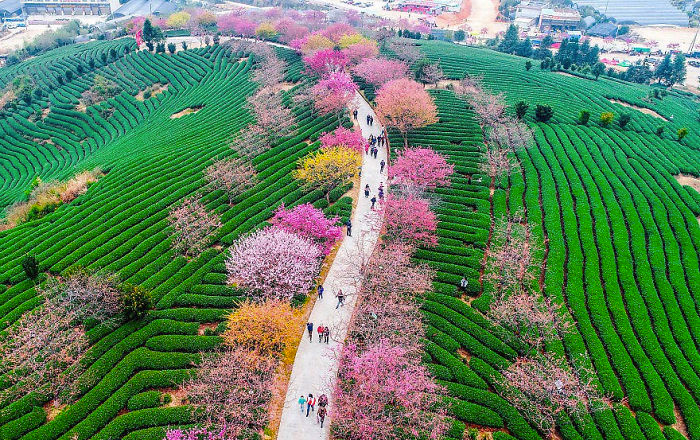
654 54 673 85
672 54 686 85
534 35 553 59
516 38 533 57
592 62 605 80
498 24 520 54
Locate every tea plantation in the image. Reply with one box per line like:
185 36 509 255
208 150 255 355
1 34 700 440
398 41 700 440
0 39 352 439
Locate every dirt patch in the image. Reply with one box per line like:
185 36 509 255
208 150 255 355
238 56 249 63
198 322 219 335
75 102 87 113
457 348 472 362
425 79 461 90
43 400 66 422
161 388 188 407
135 83 169 101
609 98 668 121
672 404 689 439
674 174 700 192
171 105 204 119
0 89 15 109
42 107 50 119
555 71 594 81
272 81 298 93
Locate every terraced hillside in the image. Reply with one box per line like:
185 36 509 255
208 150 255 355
387 41 700 440
0 39 352 439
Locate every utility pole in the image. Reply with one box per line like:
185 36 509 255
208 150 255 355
689 23 699 54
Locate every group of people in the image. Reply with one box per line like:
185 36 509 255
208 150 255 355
364 133 387 159
364 182 384 210
299 393 329 427
306 321 330 343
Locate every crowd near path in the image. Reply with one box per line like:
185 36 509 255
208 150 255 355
276 92 387 439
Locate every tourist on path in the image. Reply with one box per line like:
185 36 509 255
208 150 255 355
373 147 378 159
306 394 315 417
364 184 370 198
346 219 352 237
371 196 377 210
298 395 306 413
336 290 345 309
378 184 384 201
317 406 327 427
318 284 324 299
364 142 369 155
317 324 325 342
353 109 358 120
324 326 330 343
306 322 314 342
380 159 385 173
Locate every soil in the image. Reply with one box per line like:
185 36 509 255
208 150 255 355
75 102 87 113
43 401 66 422
609 98 668 121
272 82 298 93
135 83 169 101
42 107 50 119
672 404 689 438
555 71 594 81
171 105 204 119
197 322 218 335
424 79 461 90
675 174 700 192
0 89 15 109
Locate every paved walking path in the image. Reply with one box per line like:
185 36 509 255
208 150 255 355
276 92 387 439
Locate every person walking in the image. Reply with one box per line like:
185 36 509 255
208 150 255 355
378 184 384 201
380 159 385 173
306 322 314 342
336 290 345 309
298 395 307 413
364 184 370 198
366 114 371 125
317 406 327 427
306 394 315 417
346 218 352 237
364 142 370 155
370 196 377 210
324 326 330 343
318 284 324 299
373 147 378 159
353 108 358 120
317 324 324 342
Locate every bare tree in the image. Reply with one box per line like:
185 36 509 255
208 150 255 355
499 352 606 435
204 157 258 204
168 196 221 257
246 88 296 141
388 38 421 65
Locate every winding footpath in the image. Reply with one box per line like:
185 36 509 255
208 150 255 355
276 93 386 439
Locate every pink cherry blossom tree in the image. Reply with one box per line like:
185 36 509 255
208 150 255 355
226 227 322 299
168 196 222 257
341 41 379 64
488 291 570 351
311 71 358 119
499 352 605 435
319 22 356 42
352 243 434 348
388 38 421 65
389 146 454 189
352 57 409 87
204 157 258 204
183 348 276 438
319 126 367 153
1 270 122 403
303 49 349 77
247 88 296 140
374 78 438 147
164 426 226 440
333 340 450 440
481 146 518 179
381 194 438 247
270 203 342 255
484 214 539 297
274 18 309 43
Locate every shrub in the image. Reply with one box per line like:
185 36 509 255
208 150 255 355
119 284 153 320
167 42 176 54
514 101 528 119
578 110 590 125
618 113 631 129
21 255 39 280
677 127 688 140
525 60 532 71
534 104 553 122
600 112 614 127
656 126 665 136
